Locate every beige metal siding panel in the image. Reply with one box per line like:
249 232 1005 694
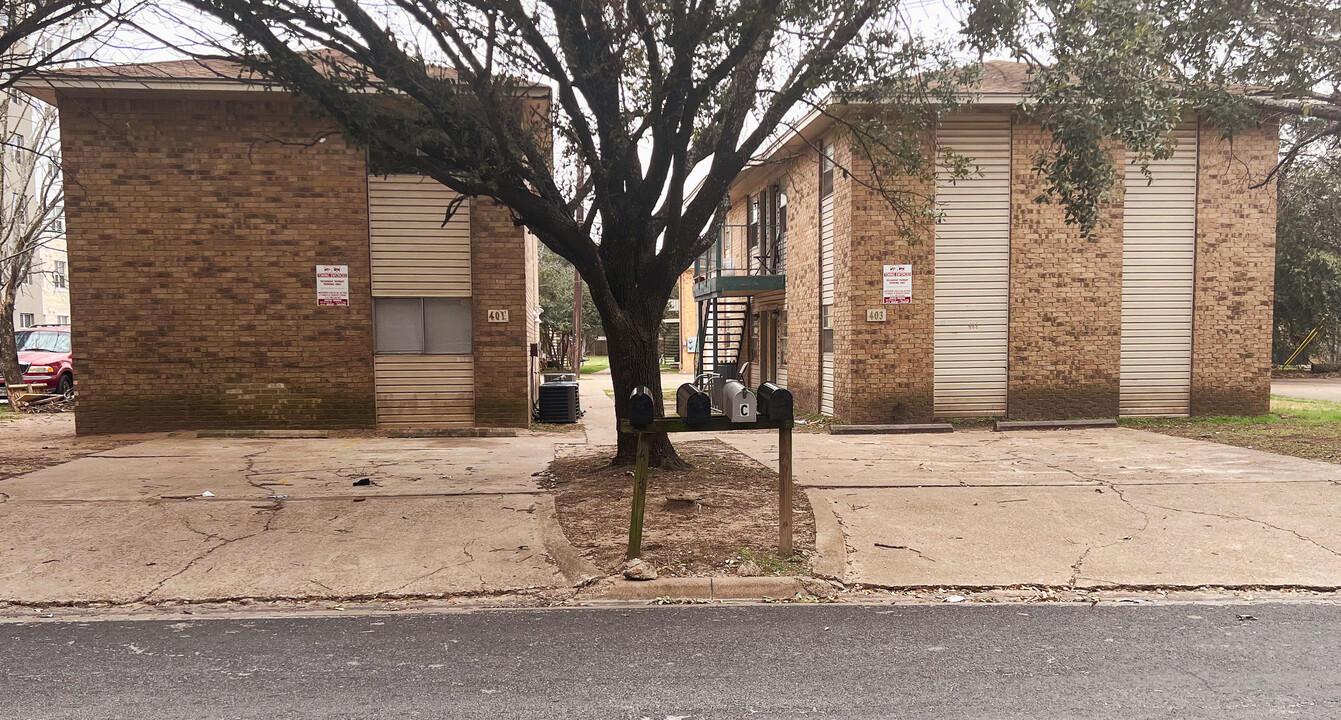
374 355 474 427
1120 123 1197 417
819 167 835 414
934 113 1012 417
820 194 835 304
368 174 471 298
821 353 835 415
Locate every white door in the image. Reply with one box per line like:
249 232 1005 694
1120 123 1198 416
933 113 1012 417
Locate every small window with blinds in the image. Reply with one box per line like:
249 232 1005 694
375 298 472 354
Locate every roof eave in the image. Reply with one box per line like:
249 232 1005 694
14 75 553 104
730 91 1027 195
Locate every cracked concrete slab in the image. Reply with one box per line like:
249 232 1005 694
0 435 593 604
0 500 265 604
0 436 562 502
1079 481 1341 587
757 427 1341 588
146 495 567 601
722 428 1341 487
816 485 1148 587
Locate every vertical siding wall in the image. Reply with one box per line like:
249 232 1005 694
367 174 475 428
1120 123 1198 416
58 95 376 434
819 143 836 416
934 112 1012 417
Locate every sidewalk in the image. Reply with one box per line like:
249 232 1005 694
0 434 597 605
575 371 694 446
10 385 1341 606
722 428 1341 588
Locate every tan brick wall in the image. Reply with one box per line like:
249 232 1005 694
1191 121 1278 415
832 135 937 423
1007 118 1124 419
718 113 1276 423
471 198 532 426
58 94 376 435
678 269 697 371
773 150 822 414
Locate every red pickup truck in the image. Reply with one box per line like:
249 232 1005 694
12 326 74 397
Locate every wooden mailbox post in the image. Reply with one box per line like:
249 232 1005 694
617 414 795 560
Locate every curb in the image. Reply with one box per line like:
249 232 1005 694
385 428 518 438
196 429 329 439
830 423 953 435
805 489 847 582
994 418 1117 431
596 576 812 601
535 496 603 585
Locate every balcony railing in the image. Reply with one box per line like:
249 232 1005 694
693 232 788 300
694 228 787 282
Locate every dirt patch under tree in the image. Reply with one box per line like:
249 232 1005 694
546 439 816 577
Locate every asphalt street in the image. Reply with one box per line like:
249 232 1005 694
3 603 1339 719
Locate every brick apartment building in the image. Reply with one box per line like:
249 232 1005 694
683 61 1278 423
18 59 543 435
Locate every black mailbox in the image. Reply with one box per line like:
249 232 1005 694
629 386 656 427
756 383 794 422
675 383 712 425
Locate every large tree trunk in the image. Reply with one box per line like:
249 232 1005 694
605 306 687 469
0 287 24 392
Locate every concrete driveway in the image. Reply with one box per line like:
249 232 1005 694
723 428 1341 589
1273 377 1341 403
0 434 597 605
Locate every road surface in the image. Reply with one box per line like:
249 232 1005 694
3 603 1339 719
1273 378 1341 403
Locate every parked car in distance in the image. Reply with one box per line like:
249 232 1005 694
9 325 74 397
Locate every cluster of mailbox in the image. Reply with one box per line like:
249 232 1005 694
629 379 794 427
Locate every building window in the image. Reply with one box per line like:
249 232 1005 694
762 185 787 273
53 260 67 289
779 310 788 368
374 298 472 354
747 194 760 272
19 313 34 328
820 304 834 354
820 143 835 198
56 315 69 325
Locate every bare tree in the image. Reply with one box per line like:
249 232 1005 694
0 0 128 87
0 87 63 401
155 0 969 465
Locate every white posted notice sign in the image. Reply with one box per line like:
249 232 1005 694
883 264 912 305
316 265 349 307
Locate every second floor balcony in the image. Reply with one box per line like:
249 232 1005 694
693 228 787 300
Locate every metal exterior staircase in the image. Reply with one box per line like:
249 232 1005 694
695 297 751 379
